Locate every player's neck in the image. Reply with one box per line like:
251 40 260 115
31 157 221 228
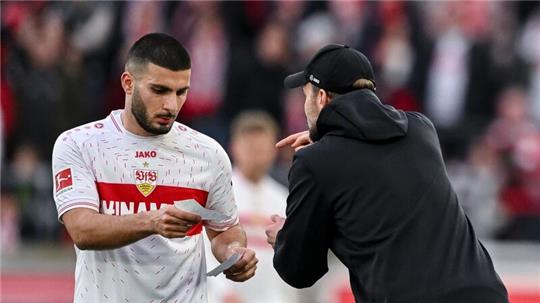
240 169 265 184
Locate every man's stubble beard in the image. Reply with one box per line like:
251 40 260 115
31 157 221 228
308 123 319 142
131 87 174 135
307 107 320 142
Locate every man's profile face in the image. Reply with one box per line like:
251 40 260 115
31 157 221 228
130 63 191 135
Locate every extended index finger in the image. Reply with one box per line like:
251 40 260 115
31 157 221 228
276 131 308 148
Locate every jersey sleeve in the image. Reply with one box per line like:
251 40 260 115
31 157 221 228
204 146 239 231
52 133 100 222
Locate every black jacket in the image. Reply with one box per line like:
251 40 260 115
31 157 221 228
273 89 508 303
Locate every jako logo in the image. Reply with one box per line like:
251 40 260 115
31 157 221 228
136 151 157 158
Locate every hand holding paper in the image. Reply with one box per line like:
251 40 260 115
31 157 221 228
174 199 228 221
221 247 258 282
175 200 256 280
206 251 243 277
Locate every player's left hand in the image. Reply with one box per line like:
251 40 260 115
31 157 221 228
223 247 258 282
265 214 285 248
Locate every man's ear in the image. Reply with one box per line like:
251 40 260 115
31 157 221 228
317 89 331 110
121 72 134 95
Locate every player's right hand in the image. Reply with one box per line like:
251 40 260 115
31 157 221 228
150 205 201 238
276 130 312 151
224 247 258 282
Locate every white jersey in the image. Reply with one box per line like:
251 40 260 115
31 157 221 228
52 110 238 303
206 170 298 303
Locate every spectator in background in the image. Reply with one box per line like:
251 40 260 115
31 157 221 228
421 1 493 159
519 7 540 125
486 86 540 241
2 1 119 159
486 2 529 101
4 2 67 160
295 11 338 62
372 1 420 112
58 1 120 126
223 21 291 131
2 143 56 241
170 1 229 144
485 86 537 152
1 36 16 160
501 131 540 241
443 11 534 236
328 1 371 51
122 1 165 48
220 1 272 46
447 139 506 239
273 1 305 32
207 111 297 303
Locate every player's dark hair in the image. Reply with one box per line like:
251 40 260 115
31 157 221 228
126 33 191 72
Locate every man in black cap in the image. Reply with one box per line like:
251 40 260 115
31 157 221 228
265 44 509 303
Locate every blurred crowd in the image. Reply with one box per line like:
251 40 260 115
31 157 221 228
2 1 540 253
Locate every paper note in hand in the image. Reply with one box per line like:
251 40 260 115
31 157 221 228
174 199 228 221
206 252 243 277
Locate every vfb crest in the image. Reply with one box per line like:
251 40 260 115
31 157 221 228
134 169 158 197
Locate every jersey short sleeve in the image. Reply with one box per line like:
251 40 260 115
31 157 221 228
52 133 99 222
204 145 239 231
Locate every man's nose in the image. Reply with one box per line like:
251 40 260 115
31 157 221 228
162 95 177 112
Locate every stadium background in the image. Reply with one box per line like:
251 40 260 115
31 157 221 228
1 1 539 302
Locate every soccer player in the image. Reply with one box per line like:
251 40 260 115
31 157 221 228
206 111 298 303
52 33 257 303
265 44 509 303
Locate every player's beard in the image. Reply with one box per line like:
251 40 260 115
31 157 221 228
131 87 175 135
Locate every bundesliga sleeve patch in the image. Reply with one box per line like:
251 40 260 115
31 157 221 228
55 167 74 195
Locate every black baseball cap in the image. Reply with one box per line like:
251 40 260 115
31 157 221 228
284 44 375 94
